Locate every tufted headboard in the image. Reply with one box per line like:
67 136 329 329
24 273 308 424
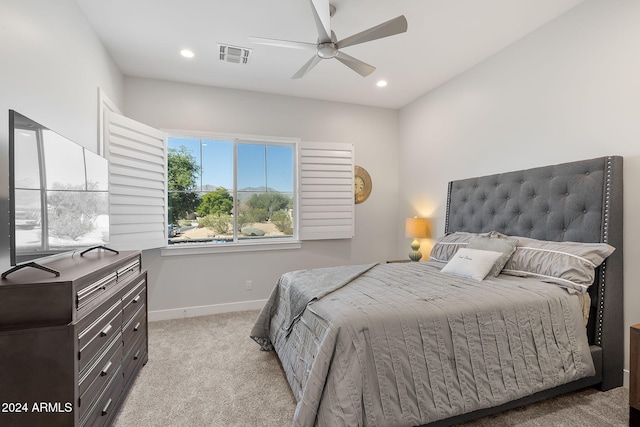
444 156 623 390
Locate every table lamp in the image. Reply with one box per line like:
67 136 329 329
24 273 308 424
405 217 430 261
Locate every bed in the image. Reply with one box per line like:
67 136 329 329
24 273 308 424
251 156 624 426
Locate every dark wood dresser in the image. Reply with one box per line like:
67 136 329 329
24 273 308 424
631 324 640 426
0 250 148 427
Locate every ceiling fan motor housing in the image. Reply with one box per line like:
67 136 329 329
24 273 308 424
317 43 338 59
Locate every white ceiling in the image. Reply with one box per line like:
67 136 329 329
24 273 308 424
75 0 584 109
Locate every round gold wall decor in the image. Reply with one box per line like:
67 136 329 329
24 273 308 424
354 165 372 204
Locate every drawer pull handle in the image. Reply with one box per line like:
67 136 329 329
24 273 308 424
101 361 112 376
132 295 141 304
101 398 112 416
134 350 140 360
100 324 113 337
133 322 141 332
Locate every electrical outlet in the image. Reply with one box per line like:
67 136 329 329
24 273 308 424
245 280 253 290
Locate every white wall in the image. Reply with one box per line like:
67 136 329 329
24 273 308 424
122 77 401 319
0 0 124 272
398 0 640 382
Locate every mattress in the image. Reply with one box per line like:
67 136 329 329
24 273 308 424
251 261 595 427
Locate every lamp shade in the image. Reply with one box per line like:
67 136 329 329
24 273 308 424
405 217 429 238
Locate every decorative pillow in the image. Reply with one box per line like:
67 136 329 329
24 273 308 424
467 234 518 277
441 248 504 281
501 235 615 293
429 232 476 262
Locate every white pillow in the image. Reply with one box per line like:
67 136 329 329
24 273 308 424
441 248 504 281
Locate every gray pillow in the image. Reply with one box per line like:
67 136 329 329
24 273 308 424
429 232 475 262
467 234 518 277
501 235 615 293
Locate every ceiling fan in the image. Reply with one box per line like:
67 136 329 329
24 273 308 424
248 0 408 79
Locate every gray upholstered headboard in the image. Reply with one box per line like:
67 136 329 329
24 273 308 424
444 156 623 390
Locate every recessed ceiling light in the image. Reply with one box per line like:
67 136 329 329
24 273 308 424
180 49 195 58
376 80 388 88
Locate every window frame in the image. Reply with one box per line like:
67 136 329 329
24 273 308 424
161 129 301 257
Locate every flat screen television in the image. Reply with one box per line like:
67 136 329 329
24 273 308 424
8 110 110 269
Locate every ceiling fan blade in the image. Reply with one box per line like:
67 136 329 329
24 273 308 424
292 55 323 79
334 51 375 77
310 0 332 43
248 37 317 51
336 15 408 50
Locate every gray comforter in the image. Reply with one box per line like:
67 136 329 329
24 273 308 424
251 261 595 427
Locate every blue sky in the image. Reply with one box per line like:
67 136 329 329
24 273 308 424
168 137 293 192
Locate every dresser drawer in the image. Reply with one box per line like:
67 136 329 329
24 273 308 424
78 332 122 420
117 259 141 284
123 304 146 350
80 365 123 427
78 304 122 373
123 330 147 387
77 299 121 351
122 277 146 323
76 272 118 311
77 283 123 330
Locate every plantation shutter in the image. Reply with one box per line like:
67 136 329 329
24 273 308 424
105 110 167 250
298 142 354 240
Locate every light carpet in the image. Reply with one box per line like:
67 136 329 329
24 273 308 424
113 310 629 427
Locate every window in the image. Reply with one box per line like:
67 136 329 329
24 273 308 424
167 136 295 246
103 108 355 252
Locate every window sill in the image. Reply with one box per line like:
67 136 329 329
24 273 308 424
160 239 302 257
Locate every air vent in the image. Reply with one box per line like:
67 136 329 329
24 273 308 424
218 44 251 64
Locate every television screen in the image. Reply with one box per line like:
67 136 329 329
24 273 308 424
9 110 110 266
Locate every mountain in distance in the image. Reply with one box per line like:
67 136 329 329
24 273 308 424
201 185 292 202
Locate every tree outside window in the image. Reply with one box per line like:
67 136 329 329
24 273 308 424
167 146 201 224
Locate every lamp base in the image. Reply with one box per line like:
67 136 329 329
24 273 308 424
408 238 422 262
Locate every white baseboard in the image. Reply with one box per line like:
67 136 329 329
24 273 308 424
148 299 267 322
624 368 629 388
